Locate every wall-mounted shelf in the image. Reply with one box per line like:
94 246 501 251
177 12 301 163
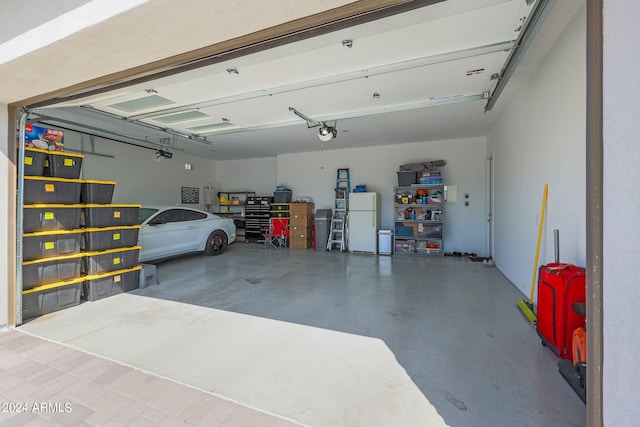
215 191 256 240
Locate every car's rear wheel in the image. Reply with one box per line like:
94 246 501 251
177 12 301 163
205 230 227 255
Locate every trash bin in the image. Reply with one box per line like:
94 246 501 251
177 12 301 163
315 209 332 250
378 230 393 255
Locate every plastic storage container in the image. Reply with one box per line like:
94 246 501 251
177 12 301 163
395 225 414 237
82 204 141 228
22 277 84 320
397 171 417 187
23 177 82 204
81 180 116 204
273 190 292 203
83 246 141 275
43 151 84 179
22 252 85 290
83 225 141 252
22 204 83 233
22 228 84 261
83 266 142 301
22 147 49 176
270 203 290 218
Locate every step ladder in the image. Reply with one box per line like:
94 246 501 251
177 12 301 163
327 169 350 251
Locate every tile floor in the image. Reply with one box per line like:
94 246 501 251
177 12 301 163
0 329 301 426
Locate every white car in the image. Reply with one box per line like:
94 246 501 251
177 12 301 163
136 206 236 262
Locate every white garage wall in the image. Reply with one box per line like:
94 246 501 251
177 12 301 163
486 5 586 298
215 158 277 194
215 136 488 255
62 132 217 209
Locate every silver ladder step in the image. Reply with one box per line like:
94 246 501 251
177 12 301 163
327 168 350 251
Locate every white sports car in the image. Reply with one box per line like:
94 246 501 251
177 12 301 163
136 206 236 262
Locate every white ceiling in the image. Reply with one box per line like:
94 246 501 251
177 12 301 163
27 0 580 161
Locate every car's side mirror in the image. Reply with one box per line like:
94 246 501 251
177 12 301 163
148 219 167 226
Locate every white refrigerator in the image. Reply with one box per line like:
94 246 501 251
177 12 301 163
348 192 380 253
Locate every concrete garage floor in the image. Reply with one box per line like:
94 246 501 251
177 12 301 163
20 244 586 426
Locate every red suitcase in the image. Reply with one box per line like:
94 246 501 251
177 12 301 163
536 263 586 359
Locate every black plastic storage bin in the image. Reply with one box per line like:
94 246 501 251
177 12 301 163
22 278 84 320
43 151 84 179
82 204 141 228
81 180 116 204
83 225 141 252
22 228 84 261
83 246 141 275
83 266 142 301
23 177 82 204
22 204 83 233
22 147 49 176
22 252 85 290
397 171 417 187
274 190 292 203
270 203 290 218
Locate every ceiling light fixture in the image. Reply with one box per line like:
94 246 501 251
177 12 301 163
317 124 337 142
289 107 337 142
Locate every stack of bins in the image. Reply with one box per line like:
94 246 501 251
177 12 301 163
270 190 291 243
21 148 85 320
289 202 315 249
81 180 141 301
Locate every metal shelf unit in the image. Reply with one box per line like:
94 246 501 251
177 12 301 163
393 185 444 255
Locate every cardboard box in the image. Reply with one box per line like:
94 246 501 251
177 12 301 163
289 235 314 249
21 124 64 151
289 202 314 215
290 214 314 226
289 225 313 238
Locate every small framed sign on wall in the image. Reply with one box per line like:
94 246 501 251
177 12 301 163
181 187 199 204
